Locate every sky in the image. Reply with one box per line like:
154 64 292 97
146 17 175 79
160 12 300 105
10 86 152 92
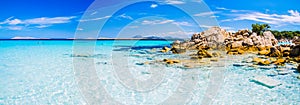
0 0 299 39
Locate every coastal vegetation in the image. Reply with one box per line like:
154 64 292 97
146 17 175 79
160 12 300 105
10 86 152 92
271 30 300 39
251 23 271 35
251 23 300 39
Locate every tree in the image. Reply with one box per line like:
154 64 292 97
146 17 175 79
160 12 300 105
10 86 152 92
271 30 281 38
251 23 271 35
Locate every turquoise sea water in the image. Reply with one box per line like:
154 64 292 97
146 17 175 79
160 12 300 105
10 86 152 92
0 40 299 104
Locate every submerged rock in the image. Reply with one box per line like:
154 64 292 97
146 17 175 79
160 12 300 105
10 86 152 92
233 63 247 66
258 60 271 65
197 49 213 58
190 56 202 60
161 46 170 53
297 65 300 73
273 58 286 65
171 46 186 54
253 57 271 65
278 70 292 75
212 52 221 57
163 59 180 64
251 76 281 88
210 58 218 62
226 48 244 55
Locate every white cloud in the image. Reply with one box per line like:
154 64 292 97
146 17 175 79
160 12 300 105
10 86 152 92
265 9 270 13
8 19 22 25
192 0 202 3
35 25 51 28
142 20 174 25
0 16 76 30
230 9 251 13
128 26 139 29
222 10 300 26
221 26 234 30
141 19 192 27
210 15 219 18
194 11 219 17
79 15 111 22
167 31 195 35
288 10 300 16
24 16 76 25
77 28 84 31
172 21 192 26
165 0 185 4
150 4 158 8
216 7 230 11
118 14 133 20
0 16 13 24
7 26 23 30
199 25 234 30
91 11 98 15
199 25 216 29
215 7 251 13
11 36 37 39
1 16 75 25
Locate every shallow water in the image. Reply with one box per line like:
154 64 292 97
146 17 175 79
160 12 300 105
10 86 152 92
0 40 299 104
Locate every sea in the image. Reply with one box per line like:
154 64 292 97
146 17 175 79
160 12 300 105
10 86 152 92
0 40 299 105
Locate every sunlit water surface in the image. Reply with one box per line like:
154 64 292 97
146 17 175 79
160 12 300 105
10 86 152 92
0 40 299 104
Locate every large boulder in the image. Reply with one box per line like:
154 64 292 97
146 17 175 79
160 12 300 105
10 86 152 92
263 31 276 40
243 38 254 46
290 45 300 57
263 31 278 46
231 41 243 48
252 35 264 46
280 46 291 57
201 27 229 48
235 29 250 36
268 47 282 57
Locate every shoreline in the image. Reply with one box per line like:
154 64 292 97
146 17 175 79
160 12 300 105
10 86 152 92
0 38 184 41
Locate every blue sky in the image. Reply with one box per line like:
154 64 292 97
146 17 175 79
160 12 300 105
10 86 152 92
0 0 299 39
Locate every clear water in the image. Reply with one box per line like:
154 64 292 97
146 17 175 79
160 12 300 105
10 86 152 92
0 40 299 105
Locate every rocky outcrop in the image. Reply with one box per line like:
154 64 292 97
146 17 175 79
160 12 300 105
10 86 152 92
190 27 230 49
225 31 278 49
170 27 280 57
